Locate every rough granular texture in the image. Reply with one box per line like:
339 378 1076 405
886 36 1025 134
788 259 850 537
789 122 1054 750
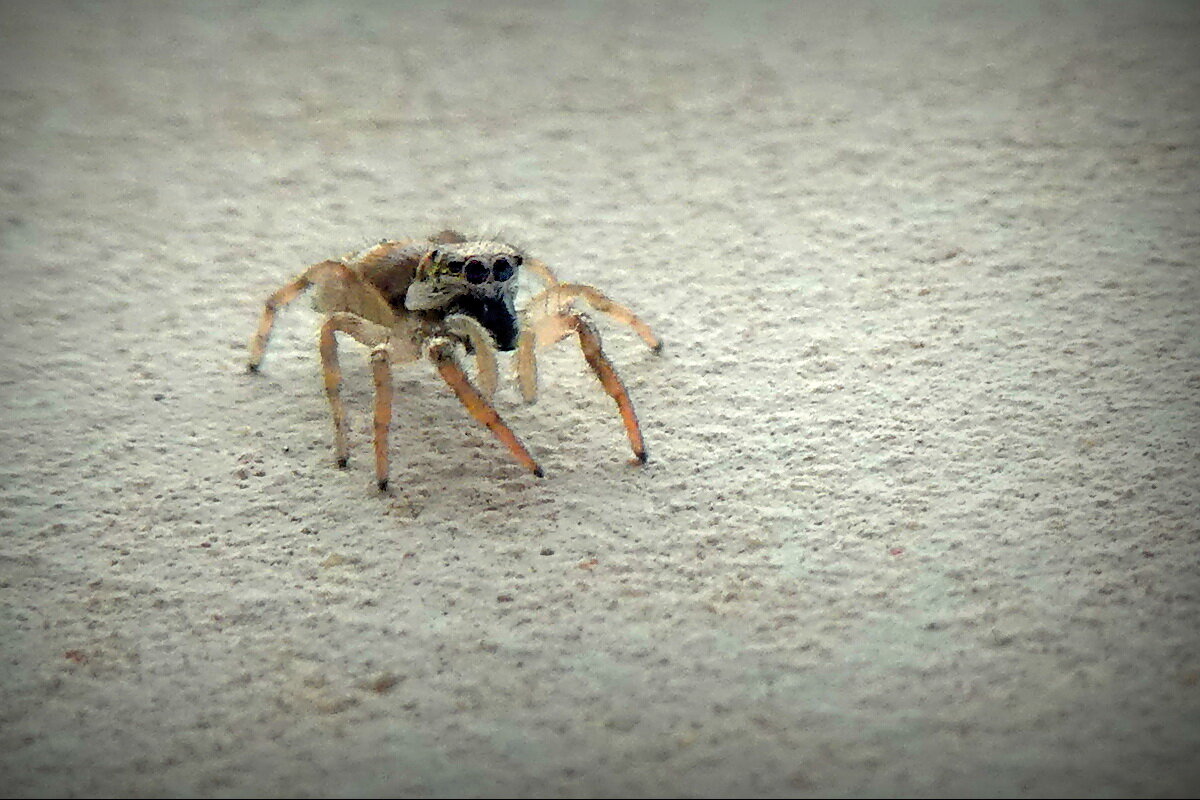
1 2 1197 797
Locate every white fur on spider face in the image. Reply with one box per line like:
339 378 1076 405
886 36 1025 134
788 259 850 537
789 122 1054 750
404 244 523 312
404 279 461 311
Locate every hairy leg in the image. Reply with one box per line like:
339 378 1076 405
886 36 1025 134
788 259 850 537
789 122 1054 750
567 312 648 463
516 280 661 403
248 260 353 371
515 327 538 404
319 319 349 467
318 312 390 470
427 339 543 477
524 256 559 287
514 311 576 404
550 283 662 352
371 344 393 490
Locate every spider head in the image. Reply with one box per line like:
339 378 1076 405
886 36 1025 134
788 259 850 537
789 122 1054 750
406 241 524 350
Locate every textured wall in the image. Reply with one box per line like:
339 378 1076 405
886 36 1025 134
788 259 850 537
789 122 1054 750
1 2 1197 796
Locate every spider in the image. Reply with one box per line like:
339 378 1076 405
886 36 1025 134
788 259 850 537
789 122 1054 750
247 230 662 490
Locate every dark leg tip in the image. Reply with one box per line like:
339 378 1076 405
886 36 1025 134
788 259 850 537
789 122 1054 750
336 457 348 469
533 466 545 478
377 478 389 492
634 449 648 465
650 341 664 354
247 362 260 373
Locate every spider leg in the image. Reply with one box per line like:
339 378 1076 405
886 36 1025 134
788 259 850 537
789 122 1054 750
565 312 648 464
513 256 561 400
516 327 538 404
370 343 393 490
550 283 662 352
248 260 353 371
524 256 560 287
319 312 390 472
515 310 576 404
516 279 661 404
427 339 543 477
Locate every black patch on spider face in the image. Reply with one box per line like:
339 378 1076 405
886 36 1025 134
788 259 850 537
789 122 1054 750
448 294 519 351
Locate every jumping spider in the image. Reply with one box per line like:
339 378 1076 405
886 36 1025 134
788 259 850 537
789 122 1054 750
247 230 661 489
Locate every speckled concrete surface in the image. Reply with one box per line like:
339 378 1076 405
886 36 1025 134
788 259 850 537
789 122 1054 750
1 1 1198 797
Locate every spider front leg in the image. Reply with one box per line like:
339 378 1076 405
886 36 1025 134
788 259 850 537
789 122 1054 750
427 338 543 477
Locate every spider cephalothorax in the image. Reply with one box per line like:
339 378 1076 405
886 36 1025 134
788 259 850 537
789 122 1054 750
247 230 661 490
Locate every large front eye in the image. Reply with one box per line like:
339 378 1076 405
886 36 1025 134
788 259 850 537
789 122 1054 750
492 257 514 282
447 259 464 275
464 259 488 284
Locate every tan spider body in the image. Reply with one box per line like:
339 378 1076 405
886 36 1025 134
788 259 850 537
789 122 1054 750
248 230 661 489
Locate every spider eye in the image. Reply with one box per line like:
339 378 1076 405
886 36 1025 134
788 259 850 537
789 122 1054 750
446 259 464 275
512 254 523 267
430 249 440 261
492 257 514 282
464 259 488 284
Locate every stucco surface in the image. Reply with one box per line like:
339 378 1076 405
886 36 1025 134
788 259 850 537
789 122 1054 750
1 2 1198 796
